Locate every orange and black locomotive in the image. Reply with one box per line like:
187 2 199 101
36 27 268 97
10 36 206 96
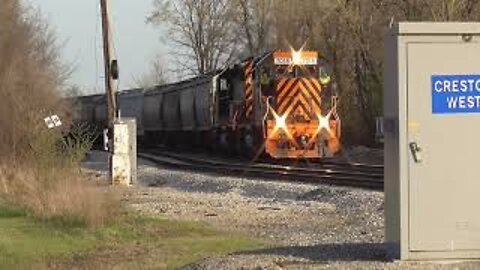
217 49 341 158
252 50 341 158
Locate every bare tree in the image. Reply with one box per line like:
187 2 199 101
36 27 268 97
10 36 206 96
132 55 168 88
64 84 84 97
235 0 275 56
316 0 480 144
428 0 478 21
147 0 238 75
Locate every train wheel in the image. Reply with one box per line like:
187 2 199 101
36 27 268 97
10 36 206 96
183 131 194 149
159 131 167 147
244 127 263 160
206 130 217 153
165 131 178 148
232 129 242 156
218 128 229 154
193 132 202 149
224 130 236 157
243 130 255 158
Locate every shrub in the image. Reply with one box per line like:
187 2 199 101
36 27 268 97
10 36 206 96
0 1 120 228
0 125 120 228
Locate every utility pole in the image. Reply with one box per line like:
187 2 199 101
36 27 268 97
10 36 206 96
100 0 119 182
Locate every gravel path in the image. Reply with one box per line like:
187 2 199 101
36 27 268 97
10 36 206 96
84 151 480 270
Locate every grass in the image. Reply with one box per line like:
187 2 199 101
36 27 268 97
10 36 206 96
0 206 94 269
0 206 265 269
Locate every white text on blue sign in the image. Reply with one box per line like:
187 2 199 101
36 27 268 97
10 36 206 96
432 75 480 114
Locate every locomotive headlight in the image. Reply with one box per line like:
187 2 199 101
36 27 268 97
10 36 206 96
274 113 288 132
317 113 331 132
313 111 334 140
271 109 289 134
269 109 294 142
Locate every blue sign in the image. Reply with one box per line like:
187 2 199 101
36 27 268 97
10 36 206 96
432 75 480 114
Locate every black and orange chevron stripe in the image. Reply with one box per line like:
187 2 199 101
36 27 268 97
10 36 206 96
244 60 254 118
275 78 323 120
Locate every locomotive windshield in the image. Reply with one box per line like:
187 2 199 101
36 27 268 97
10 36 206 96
318 58 332 85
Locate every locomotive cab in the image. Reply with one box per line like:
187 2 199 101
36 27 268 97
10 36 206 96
261 50 341 158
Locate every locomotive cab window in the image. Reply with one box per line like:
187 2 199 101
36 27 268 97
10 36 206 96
218 76 231 117
275 65 319 78
318 59 332 85
220 78 228 91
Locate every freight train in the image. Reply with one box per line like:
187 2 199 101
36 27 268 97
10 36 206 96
72 50 341 158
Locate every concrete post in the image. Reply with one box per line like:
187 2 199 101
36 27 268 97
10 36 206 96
112 118 136 186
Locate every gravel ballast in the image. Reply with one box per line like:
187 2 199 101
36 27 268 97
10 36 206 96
84 151 480 269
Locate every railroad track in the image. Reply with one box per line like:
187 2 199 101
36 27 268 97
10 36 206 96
138 149 384 190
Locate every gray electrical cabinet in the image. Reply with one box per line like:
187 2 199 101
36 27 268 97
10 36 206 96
385 22 480 260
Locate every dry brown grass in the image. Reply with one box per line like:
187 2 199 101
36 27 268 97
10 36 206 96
0 1 120 228
0 164 120 228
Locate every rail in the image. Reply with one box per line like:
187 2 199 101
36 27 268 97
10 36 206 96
138 149 384 190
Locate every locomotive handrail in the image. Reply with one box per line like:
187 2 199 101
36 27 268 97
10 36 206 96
254 51 273 68
262 96 274 137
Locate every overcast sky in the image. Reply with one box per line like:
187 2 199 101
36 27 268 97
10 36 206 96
28 0 167 94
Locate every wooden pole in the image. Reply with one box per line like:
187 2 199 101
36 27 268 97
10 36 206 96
100 0 117 182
